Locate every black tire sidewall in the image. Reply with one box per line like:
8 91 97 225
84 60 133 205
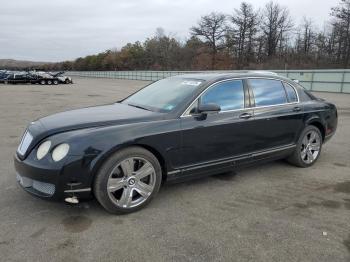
93 147 162 214
294 126 323 167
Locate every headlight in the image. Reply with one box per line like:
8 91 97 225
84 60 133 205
52 143 70 162
36 140 51 160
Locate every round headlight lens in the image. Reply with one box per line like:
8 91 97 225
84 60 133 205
52 143 70 162
36 140 51 160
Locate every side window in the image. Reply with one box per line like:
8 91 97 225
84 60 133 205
201 80 244 111
248 79 287 106
283 82 298 102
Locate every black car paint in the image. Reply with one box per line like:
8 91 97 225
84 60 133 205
14 73 338 200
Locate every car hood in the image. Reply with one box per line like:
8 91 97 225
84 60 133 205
27 103 162 141
40 103 161 132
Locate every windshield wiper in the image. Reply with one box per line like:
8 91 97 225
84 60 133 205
127 103 152 111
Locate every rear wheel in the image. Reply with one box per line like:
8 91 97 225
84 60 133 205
287 125 322 167
94 147 162 214
53 80 58 85
47 80 52 85
40 80 46 85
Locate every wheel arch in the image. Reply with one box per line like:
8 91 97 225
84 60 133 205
306 118 326 141
90 143 168 187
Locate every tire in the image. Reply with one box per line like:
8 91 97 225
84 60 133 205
93 146 162 214
40 80 46 85
287 125 323 167
65 79 70 84
53 80 58 85
47 80 52 85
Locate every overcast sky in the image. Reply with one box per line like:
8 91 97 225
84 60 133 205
0 0 339 62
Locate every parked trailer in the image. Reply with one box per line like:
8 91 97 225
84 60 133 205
3 73 60 85
1 71 73 85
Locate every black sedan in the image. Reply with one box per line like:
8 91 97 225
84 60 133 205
14 72 338 214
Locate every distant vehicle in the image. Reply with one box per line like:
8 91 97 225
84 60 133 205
0 70 11 82
0 70 73 85
31 71 58 85
3 72 35 84
49 72 73 84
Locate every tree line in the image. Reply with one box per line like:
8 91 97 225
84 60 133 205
44 0 350 71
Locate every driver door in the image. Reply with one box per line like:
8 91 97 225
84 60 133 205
179 79 255 176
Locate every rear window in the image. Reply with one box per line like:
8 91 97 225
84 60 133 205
248 79 288 106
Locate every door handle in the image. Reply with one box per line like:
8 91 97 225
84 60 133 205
239 112 252 119
293 106 301 112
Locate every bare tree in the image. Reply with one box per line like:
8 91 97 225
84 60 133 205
331 0 350 67
191 12 227 69
261 1 293 57
228 2 260 68
301 17 314 55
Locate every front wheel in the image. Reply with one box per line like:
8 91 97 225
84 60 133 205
93 147 162 214
287 125 322 167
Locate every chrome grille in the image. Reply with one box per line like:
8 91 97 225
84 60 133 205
17 130 33 155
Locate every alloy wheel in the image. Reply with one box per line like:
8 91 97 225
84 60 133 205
107 157 156 208
300 130 321 164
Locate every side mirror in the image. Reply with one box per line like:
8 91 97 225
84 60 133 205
190 103 221 120
197 103 221 114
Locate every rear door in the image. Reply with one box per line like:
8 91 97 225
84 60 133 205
247 78 304 152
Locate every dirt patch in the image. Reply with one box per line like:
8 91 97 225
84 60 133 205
113 218 124 225
343 234 350 253
30 227 46 238
56 239 75 250
320 200 342 209
61 216 92 233
293 200 342 209
293 201 318 209
334 181 350 194
333 162 347 167
344 199 350 210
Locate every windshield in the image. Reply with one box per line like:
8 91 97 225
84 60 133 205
122 77 204 112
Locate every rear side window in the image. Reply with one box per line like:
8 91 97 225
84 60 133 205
201 80 244 111
248 79 287 106
283 83 298 102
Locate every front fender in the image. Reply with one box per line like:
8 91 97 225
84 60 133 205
48 119 182 181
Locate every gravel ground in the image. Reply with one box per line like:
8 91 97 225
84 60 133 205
0 77 349 262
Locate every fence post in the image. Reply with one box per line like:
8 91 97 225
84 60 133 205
340 71 345 93
310 71 314 91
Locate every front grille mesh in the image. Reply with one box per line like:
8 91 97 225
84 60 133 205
17 174 55 196
32 180 55 196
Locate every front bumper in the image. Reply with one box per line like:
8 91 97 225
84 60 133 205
14 154 94 201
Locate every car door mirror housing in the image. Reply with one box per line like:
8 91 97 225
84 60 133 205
197 103 221 114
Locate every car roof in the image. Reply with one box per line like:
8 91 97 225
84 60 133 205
172 71 291 83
